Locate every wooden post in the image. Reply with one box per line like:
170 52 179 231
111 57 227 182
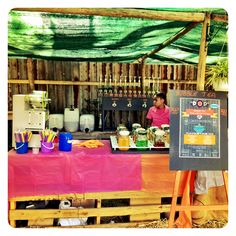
168 170 228 228
168 170 182 228
95 198 101 225
9 200 16 227
197 13 211 91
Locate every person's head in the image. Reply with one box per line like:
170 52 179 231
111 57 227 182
154 93 166 108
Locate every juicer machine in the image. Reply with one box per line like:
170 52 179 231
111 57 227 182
12 91 51 148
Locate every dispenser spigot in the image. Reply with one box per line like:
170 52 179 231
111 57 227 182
127 101 132 108
112 101 117 108
142 101 147 108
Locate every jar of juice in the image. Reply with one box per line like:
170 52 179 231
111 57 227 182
165 130 170 145
136 129 148 150
132 123 141 142
149 126 159 144
154 130 165 147
118 130 130 151
161 124 170 132
116 124 127 138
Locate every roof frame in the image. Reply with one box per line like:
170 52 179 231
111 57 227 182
10 9 227 89
134 22 199 64
13 8 228 23
14 8 206 22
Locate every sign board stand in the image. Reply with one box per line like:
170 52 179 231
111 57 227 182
168 170 228 228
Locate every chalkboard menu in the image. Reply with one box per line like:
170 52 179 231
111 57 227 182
169 90 228 170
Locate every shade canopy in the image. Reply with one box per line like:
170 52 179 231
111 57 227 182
8 8 228 64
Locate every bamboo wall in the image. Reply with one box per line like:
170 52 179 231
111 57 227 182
8 58 197 127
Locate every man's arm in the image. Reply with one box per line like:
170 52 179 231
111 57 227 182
146 108 153 128
147 119 152 128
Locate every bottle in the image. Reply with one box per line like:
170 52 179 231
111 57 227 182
98 113 102 130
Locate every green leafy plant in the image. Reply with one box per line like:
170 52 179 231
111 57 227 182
205 59 228 89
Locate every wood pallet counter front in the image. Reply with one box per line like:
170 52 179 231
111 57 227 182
9 152 187 228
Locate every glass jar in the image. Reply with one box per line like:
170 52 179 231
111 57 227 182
118 130 130 151
154 130 166 147
165 130 170 145
161 124 170 132
132 123 141 142
148 126 159 144
136 129 148 150
116 124 127 138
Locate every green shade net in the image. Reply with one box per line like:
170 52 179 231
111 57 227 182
8 9 228 64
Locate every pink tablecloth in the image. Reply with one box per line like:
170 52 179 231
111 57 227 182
8 141 141 198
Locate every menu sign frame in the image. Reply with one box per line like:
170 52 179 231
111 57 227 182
169 90 228 170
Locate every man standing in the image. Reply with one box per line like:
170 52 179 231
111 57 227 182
146 92 170 128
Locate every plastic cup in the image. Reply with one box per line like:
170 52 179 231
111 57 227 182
32 147 39 154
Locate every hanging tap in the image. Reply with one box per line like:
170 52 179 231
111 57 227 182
112 101 117 108
127 100 132 108
142 101 147 108
137 76 142 97
124 76 127 96
119 76 123 96
152 77 156 96
133 76 137 97
128 76 133 96
103 75 108 95
148 76 152 96
114 75 118 94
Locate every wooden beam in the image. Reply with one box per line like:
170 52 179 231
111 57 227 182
12 8 206 22
134 22 199 64
9 190 173 202
8 79 197 86
197 13 211 91
9 204 171 220
211 13 228 23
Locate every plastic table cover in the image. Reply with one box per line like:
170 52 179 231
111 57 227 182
8 141 141 198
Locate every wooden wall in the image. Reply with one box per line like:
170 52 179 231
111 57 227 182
8 58 197 128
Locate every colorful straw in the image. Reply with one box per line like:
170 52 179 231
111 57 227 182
40 129 56 143
14 130 32 143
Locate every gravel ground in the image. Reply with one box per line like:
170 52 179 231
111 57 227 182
135 218 228 228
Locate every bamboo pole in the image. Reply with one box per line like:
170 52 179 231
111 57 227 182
134 22 199 64
13 8 206 22
197 13 211 91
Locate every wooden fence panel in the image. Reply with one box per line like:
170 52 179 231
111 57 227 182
18 59 29 94
71 61 80 108
46 60 56 113
8 59 198 127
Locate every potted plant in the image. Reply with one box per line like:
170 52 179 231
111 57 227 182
205 59 228 91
